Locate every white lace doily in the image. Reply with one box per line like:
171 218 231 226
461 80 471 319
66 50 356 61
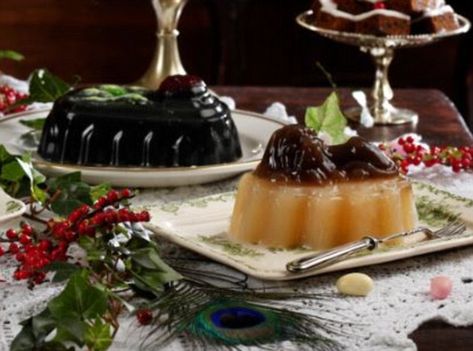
1 75 473 351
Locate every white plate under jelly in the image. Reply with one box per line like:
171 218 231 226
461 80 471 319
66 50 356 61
144 181 473 281
0 109 284 187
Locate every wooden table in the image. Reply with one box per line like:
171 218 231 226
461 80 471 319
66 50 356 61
215 87 473 146
214 86 473 351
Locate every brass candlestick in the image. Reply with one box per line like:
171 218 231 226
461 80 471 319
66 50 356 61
297 11 471 125
137 0 188 89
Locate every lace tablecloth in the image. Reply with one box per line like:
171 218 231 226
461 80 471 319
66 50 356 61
1 75 473 351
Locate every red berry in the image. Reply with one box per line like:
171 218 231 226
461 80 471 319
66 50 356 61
19 234 31 245
9 242 19 254
452 164 462 173
139 211 151 222
107 190 119 202
398 138 405 145
38 240 51 251
121 188 132 198
0 246 4 256
14 270 31 280
64 230 76 242
6 229 17 240
15 253 25 262
405 136 414 143
33 272 46 284
21 224 33 236
413 156 422 166
403 143 416 154
462 158 471 169
136 309 153 325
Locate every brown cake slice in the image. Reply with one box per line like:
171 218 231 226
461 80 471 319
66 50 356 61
412 5 459 33
388 0 440 14
355 9 411 35
316 9 356 32
334 0 371 14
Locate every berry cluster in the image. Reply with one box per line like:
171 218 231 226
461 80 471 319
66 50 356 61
380 136 473 174
0 85 28 114
0 189 151 286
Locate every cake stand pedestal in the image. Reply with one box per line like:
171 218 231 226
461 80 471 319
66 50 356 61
296 11 471 125
137 0 188 90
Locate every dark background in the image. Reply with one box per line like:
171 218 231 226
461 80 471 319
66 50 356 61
1 0 472 127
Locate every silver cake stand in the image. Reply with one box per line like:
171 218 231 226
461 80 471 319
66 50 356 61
296 11 471 125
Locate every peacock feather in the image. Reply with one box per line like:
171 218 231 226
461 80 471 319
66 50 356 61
139 279 348 350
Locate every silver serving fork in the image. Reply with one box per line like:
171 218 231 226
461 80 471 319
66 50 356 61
286 220 467 273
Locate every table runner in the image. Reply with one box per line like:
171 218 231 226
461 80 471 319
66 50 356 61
1 76 473 350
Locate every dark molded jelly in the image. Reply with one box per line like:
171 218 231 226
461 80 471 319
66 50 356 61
254 125 398 184
38 77 242 167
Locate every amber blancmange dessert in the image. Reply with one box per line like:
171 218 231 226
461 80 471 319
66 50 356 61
229 124 418 250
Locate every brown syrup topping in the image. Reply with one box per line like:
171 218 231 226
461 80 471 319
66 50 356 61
254 125 398 184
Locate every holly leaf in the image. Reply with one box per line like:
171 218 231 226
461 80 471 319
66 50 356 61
85 319 112 351
0 50 24 61
48 270 108 321
305 92 348 145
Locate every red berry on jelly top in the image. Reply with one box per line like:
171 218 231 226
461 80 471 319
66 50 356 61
374 1 386 9
158 75 204 94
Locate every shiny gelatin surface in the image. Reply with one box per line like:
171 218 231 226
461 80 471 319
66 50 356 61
38 76 242 167
229 125 418 250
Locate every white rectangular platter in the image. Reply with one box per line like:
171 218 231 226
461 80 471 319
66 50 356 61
145 181 473 281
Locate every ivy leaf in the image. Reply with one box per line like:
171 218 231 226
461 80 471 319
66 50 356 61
0 161 25 182
48 270 108 321
54 319 87 346
131 247 179 274
44 261 81 282
16 156 47 203
0 50 24 61
16 69 71 106
10 309 56 351
20 118 46 131
131 247 182 293
0 145 13 162
305 92 348 145
85 319 112 351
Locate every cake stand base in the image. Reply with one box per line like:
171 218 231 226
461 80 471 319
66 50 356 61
345 107 419 126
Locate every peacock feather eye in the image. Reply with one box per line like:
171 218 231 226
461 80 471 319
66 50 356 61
191 301 280 345
210 306 266 329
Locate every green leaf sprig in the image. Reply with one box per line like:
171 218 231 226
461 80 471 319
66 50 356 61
0 146 45 200
14 69 72 107
304 92 348 145
0 50 24 62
